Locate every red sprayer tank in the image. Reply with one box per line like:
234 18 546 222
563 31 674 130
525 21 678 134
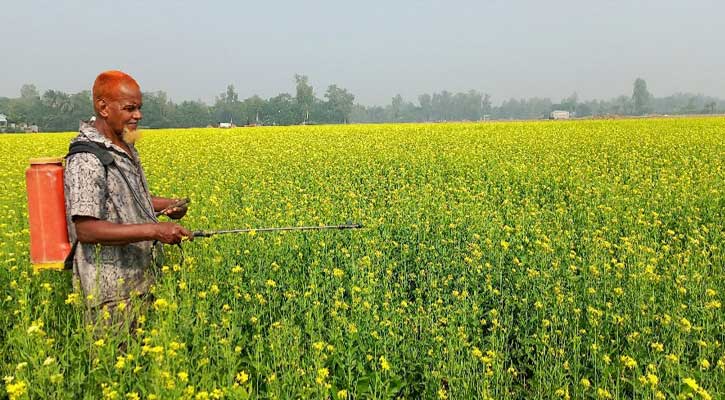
25 157 71 271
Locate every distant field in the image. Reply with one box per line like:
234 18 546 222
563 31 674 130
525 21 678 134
1 118 723 399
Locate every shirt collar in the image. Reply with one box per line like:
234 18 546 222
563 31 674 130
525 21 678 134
78 120 138 160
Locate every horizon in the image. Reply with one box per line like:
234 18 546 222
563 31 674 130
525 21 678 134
2 77 722 108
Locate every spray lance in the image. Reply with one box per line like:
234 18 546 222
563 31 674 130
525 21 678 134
191 222 363 238
157 198 363 238
153 198 363 265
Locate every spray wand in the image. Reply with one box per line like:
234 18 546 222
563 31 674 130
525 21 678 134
191 222 363 238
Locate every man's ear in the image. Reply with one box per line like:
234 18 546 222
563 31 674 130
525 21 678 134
96 98 109 118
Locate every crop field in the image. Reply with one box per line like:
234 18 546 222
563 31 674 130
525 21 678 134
0 118 723 399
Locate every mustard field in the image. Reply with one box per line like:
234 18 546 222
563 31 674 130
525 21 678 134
1 119 723 399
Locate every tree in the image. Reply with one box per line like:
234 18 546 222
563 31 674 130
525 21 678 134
612 95 634 115
176 100 211 127
481 93 492 118
20 84 39 99
390 94 404 121
40 90 75 131
575 102 593 117
632 78 652 115
142 91 176 128
432 91 452 121
243 95 265 125
324 84 355 123
220 85 239 104
350 105 387 123
560 92 578 113
14 84 43 126
418 94 432 121
462 90 484 120
295 74 314 123
70 91 93 118
214 84 241 124
526 97 553 119
703 101 717 114
42 90 73 113
264 93 296 125
684 97 697 114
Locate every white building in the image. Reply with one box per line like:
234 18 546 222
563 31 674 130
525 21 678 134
550 110 571 120
219 117 235 128
0 114 7 129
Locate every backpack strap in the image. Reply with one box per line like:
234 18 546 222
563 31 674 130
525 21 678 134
63 241 79 271
63 141 114 270
66 141 115 166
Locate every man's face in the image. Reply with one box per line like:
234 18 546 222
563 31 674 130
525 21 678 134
99 83 143 138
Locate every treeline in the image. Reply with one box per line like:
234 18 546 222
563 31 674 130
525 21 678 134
352 79 724 122
0 75 355 132
1 77 723 132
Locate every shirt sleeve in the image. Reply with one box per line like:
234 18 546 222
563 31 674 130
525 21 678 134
64 152 107 220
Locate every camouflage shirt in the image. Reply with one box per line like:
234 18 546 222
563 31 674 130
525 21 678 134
64 121 158 307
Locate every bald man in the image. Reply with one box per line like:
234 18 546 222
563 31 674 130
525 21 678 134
64 70 191 320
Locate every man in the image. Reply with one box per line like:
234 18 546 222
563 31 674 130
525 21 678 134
64 70 191 319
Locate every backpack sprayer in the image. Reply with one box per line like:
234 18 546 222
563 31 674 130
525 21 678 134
25 149 362 272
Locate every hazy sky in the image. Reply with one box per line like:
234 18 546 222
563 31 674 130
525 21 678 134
2 0 724 105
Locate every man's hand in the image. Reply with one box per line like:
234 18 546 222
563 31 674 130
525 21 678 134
163 202 188 220
154 222 193 244
153 197 189 220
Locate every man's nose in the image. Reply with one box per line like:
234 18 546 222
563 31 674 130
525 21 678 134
134 109 143 120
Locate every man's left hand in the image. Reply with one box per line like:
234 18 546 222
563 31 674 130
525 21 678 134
155 197 189 220
163 202 188 219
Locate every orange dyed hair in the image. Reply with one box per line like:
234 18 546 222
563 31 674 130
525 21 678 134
92 70 140 113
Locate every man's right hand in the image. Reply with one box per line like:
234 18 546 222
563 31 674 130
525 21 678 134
154 222 193 244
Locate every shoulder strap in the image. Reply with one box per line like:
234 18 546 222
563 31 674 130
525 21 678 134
66 141 115 166
63 241 78 270
63 141 114 270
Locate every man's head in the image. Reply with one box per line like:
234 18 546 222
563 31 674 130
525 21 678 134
92 70 143 144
